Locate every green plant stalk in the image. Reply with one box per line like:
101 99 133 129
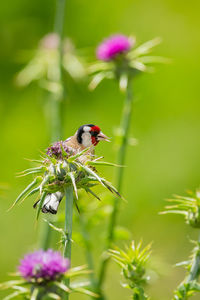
186 231 200 283
80 216 97 289
51 0 67 142
174 231 200 300
40 0 66 250
63 186 74 300
50 94 62 143
98 78 133 289
132 286 149 300
50 0 66 143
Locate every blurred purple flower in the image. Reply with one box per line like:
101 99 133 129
18 249 69 282
40 33 60 50
96 34 133 61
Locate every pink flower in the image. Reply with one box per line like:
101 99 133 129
18 249 69 282
96 34 133 61
40 33 60 50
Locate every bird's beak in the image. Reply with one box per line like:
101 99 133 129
97 131 111 142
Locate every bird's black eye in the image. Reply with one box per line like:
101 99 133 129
90 131 98 137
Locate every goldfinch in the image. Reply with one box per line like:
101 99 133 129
40 124 109 214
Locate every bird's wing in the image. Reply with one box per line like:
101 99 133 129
64 135 95 163
64 135 80 149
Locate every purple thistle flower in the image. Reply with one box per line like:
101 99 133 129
18 249 69 282
47 141 75 159
96 34 133 61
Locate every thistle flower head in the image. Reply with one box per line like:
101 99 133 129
109 241 151 289
46 141 75 159
0 254 98 298
11 143 121 217
96 34 133 61
89 35 167 91
161 189 200 228
16 34 85 89
18 249 69 283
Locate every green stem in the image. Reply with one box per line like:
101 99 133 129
186 231 200 283
98 79 133 290
50 94 62 142
54 0 66 37
63 186 74 300
40 215 52 250
50 0 67 142
174 231 200 300
80 216 97 289
51 0 66 143
40 0 66 250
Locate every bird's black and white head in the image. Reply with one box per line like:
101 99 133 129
76 124 110 148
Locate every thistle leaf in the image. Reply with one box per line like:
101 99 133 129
17 167 44 175
19 187 40 205
3 290 27 300
30 288 39 300
138 56 171 64
54 281 70 293
46 293 61 300
66 265 91 278
130 61 147 72
128 37 162 58
102 180 122 199
81 165 105 187
8 178 41 211
0 280 26 290
68 147 91 162
36 192 47 220
43 219 65 235
88 61 111 73
88 72 106 90
85 188 101 201
190 281 200 291
160 210 188 215
69 172 78 200
86 161 123 167
70 280 90 288
72 287 99 298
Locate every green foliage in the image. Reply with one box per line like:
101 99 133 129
16 35 86 93
109 241 151 299
161 190 200 228
173 238 200 300
11 146 121 219
2 0 200 299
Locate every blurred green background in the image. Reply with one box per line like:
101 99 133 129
1 0 200 299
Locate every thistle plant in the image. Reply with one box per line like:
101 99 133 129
12 145 120 217
162 189 200 299
161 190 200 228
88 34 166 293
16 34 85 92
0 249 97 300
10 141 121 299
109 241 151 299
89 34 166 91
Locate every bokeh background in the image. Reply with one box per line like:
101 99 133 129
1 0 200 299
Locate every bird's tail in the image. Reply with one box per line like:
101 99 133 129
33 191 64 214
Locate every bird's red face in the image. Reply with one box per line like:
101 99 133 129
77 124 110 148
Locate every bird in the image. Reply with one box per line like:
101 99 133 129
38 124 110 214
